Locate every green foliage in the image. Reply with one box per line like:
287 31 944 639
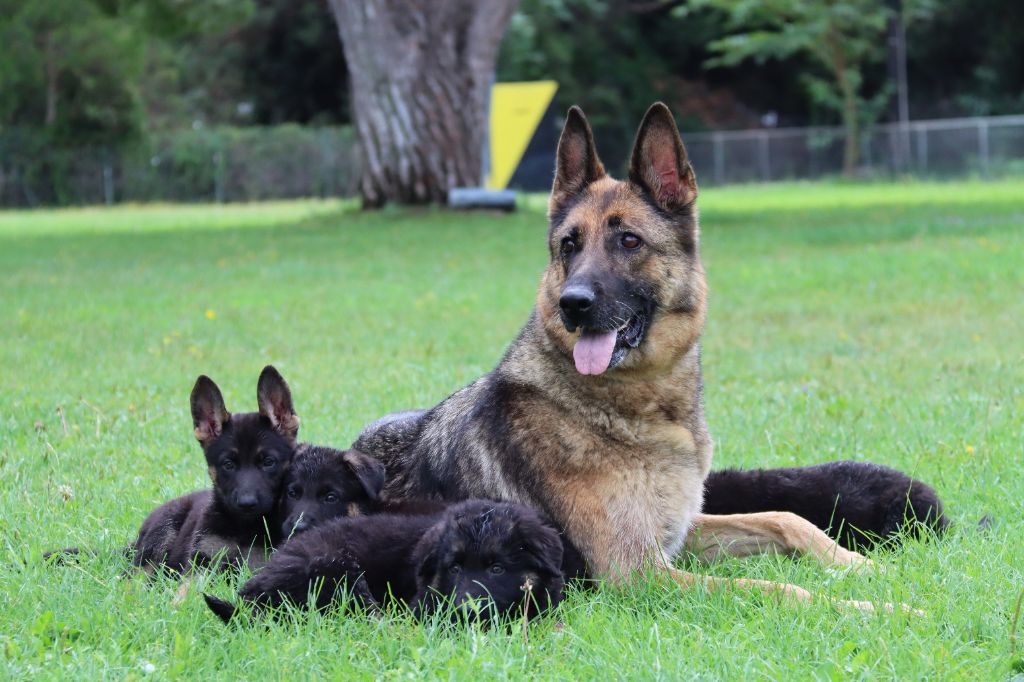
0 0 145 147
701 0 895 172
1 181 1023 676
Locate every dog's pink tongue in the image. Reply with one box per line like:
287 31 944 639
573 330 617 375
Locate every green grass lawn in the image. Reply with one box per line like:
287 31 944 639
1 179 1022 679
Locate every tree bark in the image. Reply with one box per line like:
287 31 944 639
327 0 519 207
826 27 859 176
44 31 59 127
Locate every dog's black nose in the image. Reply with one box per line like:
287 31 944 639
559 284 595 326
236 494 259 511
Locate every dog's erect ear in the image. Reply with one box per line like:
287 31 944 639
342 450 385 501
628 102 697 212
191 375 230 447
549 106 606 220
203 593 238 624
256 365 300 441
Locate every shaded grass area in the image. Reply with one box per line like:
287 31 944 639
1 179 1022 678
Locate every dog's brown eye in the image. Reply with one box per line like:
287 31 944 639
620 233 642 250
324 492 339 504
560 237 576 256
448 564 461 575
489 563 504 575
221 460 237 472
287 487 300 499
262 457 277 469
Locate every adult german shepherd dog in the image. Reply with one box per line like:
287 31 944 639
356 104 916 610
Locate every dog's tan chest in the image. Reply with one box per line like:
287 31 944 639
538 413 709 576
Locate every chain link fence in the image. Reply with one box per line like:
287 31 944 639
683 114 1024 186
0 125 359 207
2 115 1022 206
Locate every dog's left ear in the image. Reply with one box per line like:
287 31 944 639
628 102 697 212
256 365 300 441
342 450 385 501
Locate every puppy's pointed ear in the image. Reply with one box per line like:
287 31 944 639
549 106 605 220
257 366 300 441
191 376 230 448
342 450 385 501
628 102 697 212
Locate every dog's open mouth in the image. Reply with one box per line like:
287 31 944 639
572 310 647 375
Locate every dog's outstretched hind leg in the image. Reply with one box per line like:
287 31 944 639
686 512 876 572
664 568 922 615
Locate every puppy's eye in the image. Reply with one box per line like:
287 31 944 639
221 460 237 472
620 232 642 250
287 487 300 499
448 564 461 575
262 457 277 469
323 492 339 504
488 564 505 575
560 237 577 257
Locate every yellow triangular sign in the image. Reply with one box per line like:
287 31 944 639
486 81 558 189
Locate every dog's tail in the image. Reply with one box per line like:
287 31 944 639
43 547 83 564
203 593 239 624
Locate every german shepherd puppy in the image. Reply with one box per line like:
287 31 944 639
355 104 904 610
132 366 298 573
703 461 948 551
278 444 450 539
204 499 565 623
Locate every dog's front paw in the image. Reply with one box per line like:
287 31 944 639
839 549 881 575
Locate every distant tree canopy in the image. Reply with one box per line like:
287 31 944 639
1 0 1022 184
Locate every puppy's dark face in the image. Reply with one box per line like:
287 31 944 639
415 501 565 622
191 366 299 520
279 447 385 537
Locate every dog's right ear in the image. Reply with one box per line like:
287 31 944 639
191 376 230 448
257 365 300 441
549 106 606 221
413 522 448 587
342 450 385 501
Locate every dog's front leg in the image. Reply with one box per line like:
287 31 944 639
686 512 875 572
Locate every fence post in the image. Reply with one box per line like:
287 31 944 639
758 131 770 181
213 149 225 204
713 133 724 185
102 147 114 205
915 126 928 175
977 119 990 178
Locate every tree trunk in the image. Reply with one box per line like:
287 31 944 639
827 28 860 176
327 0 519 207
44 31 58 127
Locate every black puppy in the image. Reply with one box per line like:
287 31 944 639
703 460 948 550
132 366 299 573
278 444 448 539
204 500 565 623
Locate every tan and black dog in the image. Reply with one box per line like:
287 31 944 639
356 104 908 610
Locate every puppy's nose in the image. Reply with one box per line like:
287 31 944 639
291 518 310 533
559 284 595 327
236 494 259 511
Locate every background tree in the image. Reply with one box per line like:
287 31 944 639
698 0 895 175
326 0 520 207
